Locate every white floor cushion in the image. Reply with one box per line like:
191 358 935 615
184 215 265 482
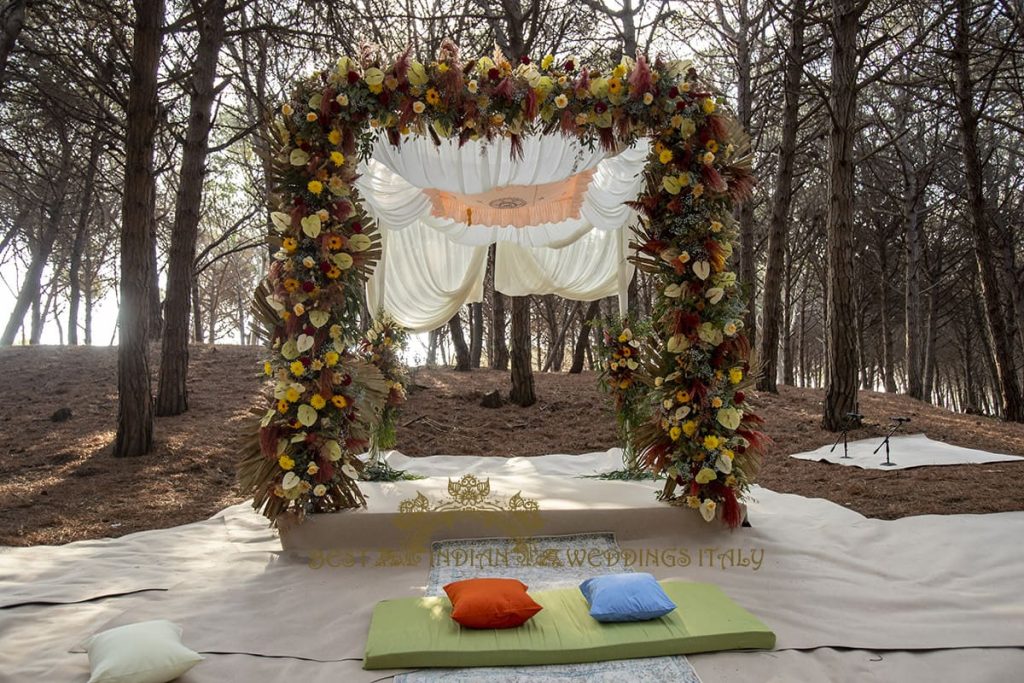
86 619 203 683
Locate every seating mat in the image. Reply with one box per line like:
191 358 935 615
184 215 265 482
364 580 775 669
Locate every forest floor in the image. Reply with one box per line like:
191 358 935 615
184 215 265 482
2 344 1023 546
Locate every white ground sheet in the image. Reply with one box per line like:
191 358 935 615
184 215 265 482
789 432 1023 469
2 448 1023 682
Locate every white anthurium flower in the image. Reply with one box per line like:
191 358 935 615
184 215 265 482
664 283 683 298
313 484 327 497
296 334 315 353
333 252 354 270
693 260 711 280
667 334 689 354
717 453 733 474
715 272 737 288
705 287 725 304
300 215 322 239
324 440 342 462
366 328 378 342
341 462 359 479
280 339 300 360
699 499 717 522
654 376 664 387
297 404 318 427
290 432 307 443
697 323 723 346
309 310 330 328
347 234 372 252
276 439 287 455
717 406 743 430
308 93 322 110
265 295 285 312
270 212 292 233
282 472 301 490
273 383 288 400
659 247 680 264
260 409 275 427
364 67 385 86
626 359 639 370
289 149 310 166
289 382 305 395
408 61 428 86
674 406 691 421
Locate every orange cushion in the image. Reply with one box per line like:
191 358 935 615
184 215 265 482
443 578 543 629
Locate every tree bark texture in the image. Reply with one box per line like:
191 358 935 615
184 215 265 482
509 295 536 406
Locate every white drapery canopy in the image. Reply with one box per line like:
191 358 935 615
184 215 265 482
356 133 649 331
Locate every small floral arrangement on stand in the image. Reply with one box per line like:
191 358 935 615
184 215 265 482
360 313 418 482
595 317 654 478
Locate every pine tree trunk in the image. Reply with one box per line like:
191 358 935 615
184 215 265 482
469 301 483 368
570 300 600 374
903 168 925 399
156 0 227 416
509 295 535 406
448 309 471 371
822 0 863 430
757 0 804 392
426 328 438 366
0 0 27 92
781 247 795 385
953 0 1024 421
191 281 203 342
146 189 162 340
735 1 757 346
68 134 102 346
878 244 897 392
1 138 73 346
113 0 164 458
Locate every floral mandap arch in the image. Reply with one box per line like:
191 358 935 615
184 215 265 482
238 45 767 529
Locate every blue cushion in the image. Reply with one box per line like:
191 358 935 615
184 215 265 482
579 573 677 622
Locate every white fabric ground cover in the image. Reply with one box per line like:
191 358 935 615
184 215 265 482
788 432 1023 469
2 448 1023 682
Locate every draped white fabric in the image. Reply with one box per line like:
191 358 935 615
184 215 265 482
356 134 648 331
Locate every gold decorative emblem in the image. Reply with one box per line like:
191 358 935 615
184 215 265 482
398 474 539 513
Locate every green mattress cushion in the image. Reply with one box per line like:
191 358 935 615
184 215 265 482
363 580 775 669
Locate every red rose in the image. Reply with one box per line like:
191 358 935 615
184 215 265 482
734 391 745 404
300 356 311 367
347 70 359 84
342 374 352 386
304 325 315 335
668 86 678 98
319 261 332 273
519 55 530 64
675 100 685 111
351 221 362 233
595 101 608 114
488 67 500 81
563 59 575 71
302 281 315 293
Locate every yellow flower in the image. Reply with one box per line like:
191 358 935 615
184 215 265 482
541 54 554 70
331 395 348 409
643 92 654 105
710 220 723 233
607 78 623 96
276 399 289 413
686 495 701 509
612 63 627 79
437 62 449 73
278 454 295 470
669 425 682 441
675 390 690 403
730 367 744 384
682 420 698 437
412 100 426 114
368 83 383 94
307 180 324 195
289 361 305 377
263 361 273 376
307 462 319 475
707 139 719 153
324 351 339 367
281 237 298 253
313 483 327 496
426 88 441 106
703 98 717 114
327 129 341 145
702 151 715 165
285 387 301 403
310 394 327 410
703 435 721 450
467 80 479 94
554 93 568 109
306 112 317 122
335 93 349 106
659 149 673 164
692 183 705 199
711 397 723 408
281 103 294 116
725 475 738 487
330 151 345 167
293 303 305 316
